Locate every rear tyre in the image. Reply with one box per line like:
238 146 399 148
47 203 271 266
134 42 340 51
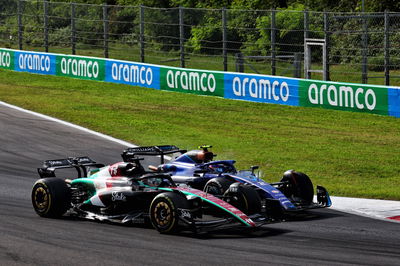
203 177 234 196
223 183 262 215
280 170 314 205
150 192 188 234
31 178 71 218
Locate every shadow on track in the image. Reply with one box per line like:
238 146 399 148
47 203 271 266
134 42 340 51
283 209 342 222
56 215 290 239
178 226 291 240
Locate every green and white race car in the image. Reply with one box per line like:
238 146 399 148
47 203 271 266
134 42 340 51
32 154 276 234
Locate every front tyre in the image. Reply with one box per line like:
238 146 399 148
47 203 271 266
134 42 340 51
280 170 314 205
31 178 71 218
223 183 262 215
203 177 234 196
150 192 188 234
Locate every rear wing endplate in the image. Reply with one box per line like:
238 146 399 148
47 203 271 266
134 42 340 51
122 145 186 164
37 156 104 179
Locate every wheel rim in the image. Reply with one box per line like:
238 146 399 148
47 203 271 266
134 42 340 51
153 201 172 228
34 187 49 212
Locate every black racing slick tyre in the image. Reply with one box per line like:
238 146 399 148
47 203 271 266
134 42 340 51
223 183 262 215
280 170 314 205
150 192 188 234
203 177 234 196
31 178 71 218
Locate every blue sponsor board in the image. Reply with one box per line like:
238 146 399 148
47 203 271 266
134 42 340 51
224 73 299 106
105 60 160 89
388 88 400 118
14 51 56 75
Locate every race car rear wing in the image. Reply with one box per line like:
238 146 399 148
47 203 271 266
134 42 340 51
122 145 186 164
37 156 105 179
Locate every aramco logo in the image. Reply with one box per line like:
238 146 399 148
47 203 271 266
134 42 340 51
166 70 216 92
18 53 51 72
0 51 11 68
308 83 376 110
61 58 99 78
111 62 153 86
232 76 290 102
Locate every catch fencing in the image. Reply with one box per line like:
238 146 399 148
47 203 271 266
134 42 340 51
1 0 400 85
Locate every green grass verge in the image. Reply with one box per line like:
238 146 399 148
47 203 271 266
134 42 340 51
1 69 399 200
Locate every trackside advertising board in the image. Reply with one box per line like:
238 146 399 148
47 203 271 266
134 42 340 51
299 80 389 116
160 67 224 97
56 55 105 81
105 59 160 89
224 73 299 106
15 50 56 75
0 48 399 118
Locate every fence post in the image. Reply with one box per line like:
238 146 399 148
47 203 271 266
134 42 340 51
222 7 227 71
304 10 309 79
43 0 49 52
235 53 244 73
17 0 23 50
139 5 144 63
71 2 76 55
103 4 109 58
271 9 276 76
361 13 368 84
323 12 330 81
294 53 302 78
384 10 390 86
179 6 185 68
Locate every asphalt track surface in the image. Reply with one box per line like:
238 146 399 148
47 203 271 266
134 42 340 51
1 104 400 266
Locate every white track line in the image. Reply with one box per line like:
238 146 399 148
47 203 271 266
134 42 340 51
0 100 137 148
330 196 400 223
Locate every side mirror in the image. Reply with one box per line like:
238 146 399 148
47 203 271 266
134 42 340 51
250 165 259 174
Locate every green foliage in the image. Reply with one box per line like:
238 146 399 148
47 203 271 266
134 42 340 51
231 0 281 9
187 8 226 54
49 27 72 46
361 0 400 12
116 0 171 7
276 4 304 38
188 23 219 53
169 0 231 8
249 3 322 56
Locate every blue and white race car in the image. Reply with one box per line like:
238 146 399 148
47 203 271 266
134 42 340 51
122 145 332 217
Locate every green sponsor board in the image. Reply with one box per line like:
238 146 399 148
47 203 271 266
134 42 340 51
56 55 105 81
299 80 388 115
160 67 224 97
0 49 14 70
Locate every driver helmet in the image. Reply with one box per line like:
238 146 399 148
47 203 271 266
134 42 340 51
197 150 214 163
186 150 214 163
123 163 144 177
